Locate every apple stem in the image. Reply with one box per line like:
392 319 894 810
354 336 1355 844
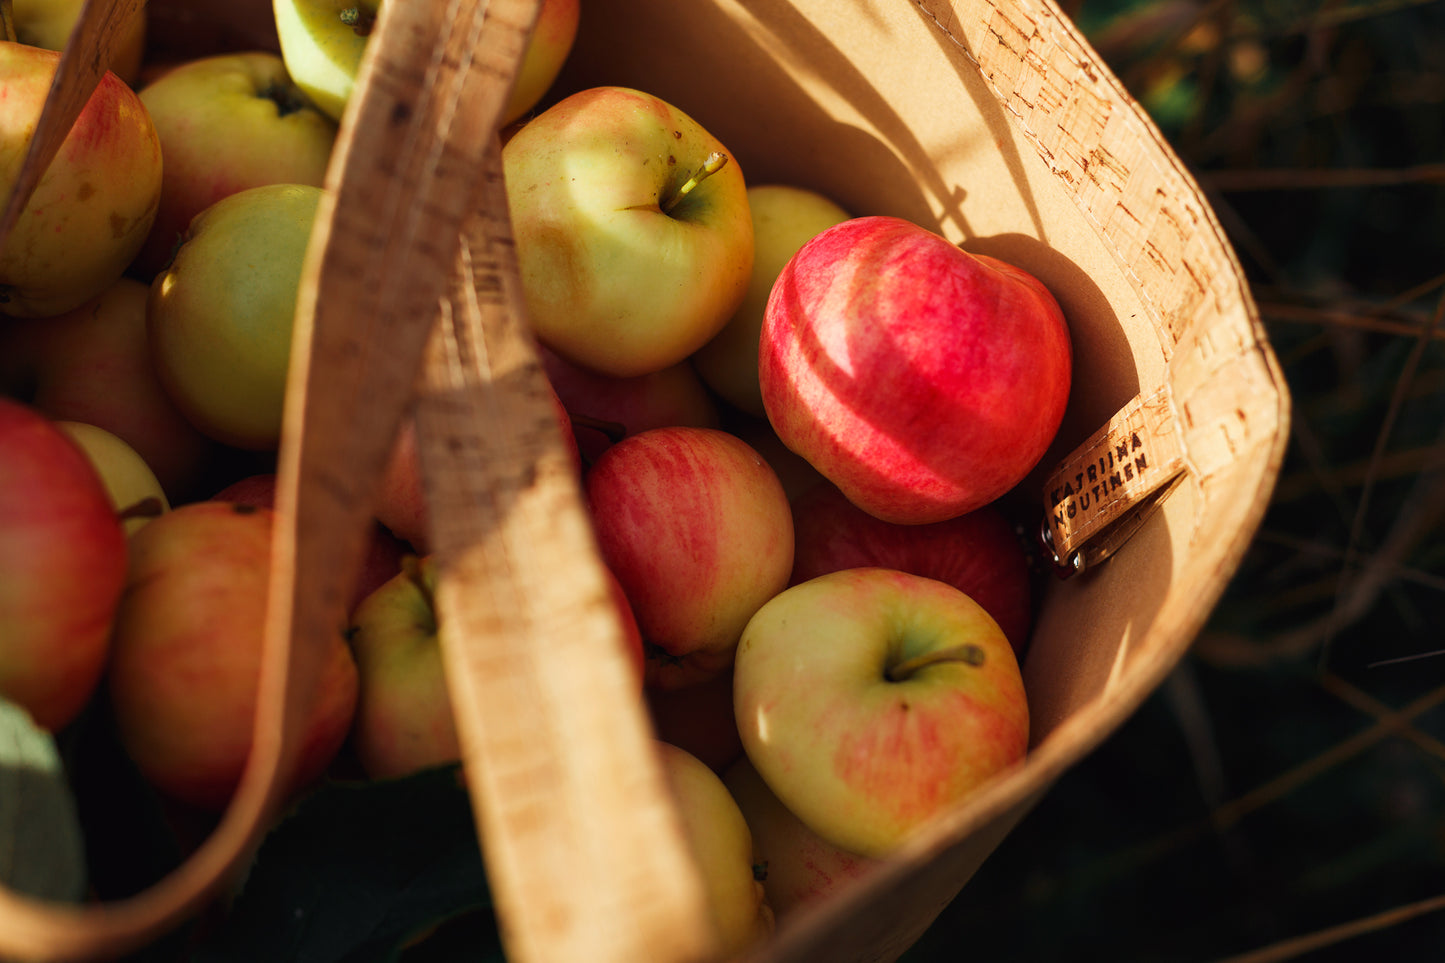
117 496 166 525
339 5 377 36
661 152 729 214
886 643 986 683
0 0 15 45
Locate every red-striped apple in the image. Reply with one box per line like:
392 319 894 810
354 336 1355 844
789 481 1033 655
107 501 359 811
733 567 1029 858
0 399 127 731
692 184 850 417
760 215 1071 524
585 426 792 689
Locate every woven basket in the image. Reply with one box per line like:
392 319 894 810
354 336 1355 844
0 1 1289 961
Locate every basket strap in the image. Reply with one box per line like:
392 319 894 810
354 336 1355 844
410 141 718 963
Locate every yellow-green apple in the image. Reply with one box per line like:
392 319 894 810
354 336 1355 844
56 421 169 536
645 666 742 776
0 277 218 500
0 41 162 318
733 567 1029 858
374 384 581 553
760 215 1072 525
209 471 406 616
9 0 146 85
348 555 644 781
147 182 324 450
346 555 455 781
789 481 1033 655
723 754 879 921
132 50 339 280
584 426 792 690
0 399 127 731
273 0 577 126
502 0 579 125
503 85 754 378
540 342 720 464
692 185 850 417
106 501 359 811
270 0 374 123
655 741 773 957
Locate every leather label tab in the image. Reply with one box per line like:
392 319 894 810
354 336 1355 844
1043 385 1186 564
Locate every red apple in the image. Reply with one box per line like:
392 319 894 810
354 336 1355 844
540 343 720 463
585 426 793 689
760 215 1071 525
0 399 127 731
107 501 359 811
789 481 1033 654
0 277 219 500
209 472 407 616
645 667 743 776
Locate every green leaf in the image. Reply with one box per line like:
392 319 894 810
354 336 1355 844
191 765 498 963
0 696 87 903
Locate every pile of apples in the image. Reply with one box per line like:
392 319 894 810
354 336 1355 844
0 0 1074 951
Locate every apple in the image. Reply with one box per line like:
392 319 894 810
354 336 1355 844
0 41 163 318
760 215 1072 525
789 481 1034 655
132 50 339 280
273 0 575 125
645 666 743 776
348 556 644 781
503 0 579 125
585 426 793 689
147 182 324 450
723 754 879 920
692 184 851 417
0 399 127 731
209 471 407 616
9 0 146 85
540 342 720 463
56 421 169 537
0 277 219 500
346 555 456 781
733 566 1029 858
375 383 581 553
270 0 373 123
503 85 754 378
655 741 774 957
106 501 359 811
